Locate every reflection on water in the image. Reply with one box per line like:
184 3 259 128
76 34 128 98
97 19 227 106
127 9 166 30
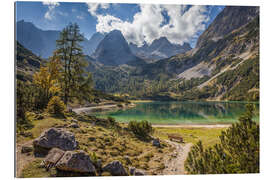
93 101 259 124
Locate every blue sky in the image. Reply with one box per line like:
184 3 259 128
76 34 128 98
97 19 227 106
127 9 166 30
16 2 224 47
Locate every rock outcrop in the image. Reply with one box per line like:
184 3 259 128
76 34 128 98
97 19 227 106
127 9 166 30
43 148 65 170
129 166 145 176
102 160 128 176
21 145 33 154
33 128 78 155
56 150 96 175
152 138 161 148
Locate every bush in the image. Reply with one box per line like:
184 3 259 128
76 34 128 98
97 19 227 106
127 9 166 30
46 96 65 116
185 104 259 174
128 120 153 139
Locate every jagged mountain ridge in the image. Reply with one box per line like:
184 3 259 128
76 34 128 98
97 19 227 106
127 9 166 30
15 6 260 101
129 37 192 61
16 20 105 58
87 6 260 101
92 30 142 66
196 6 259 49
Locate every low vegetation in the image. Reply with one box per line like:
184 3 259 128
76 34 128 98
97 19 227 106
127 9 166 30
46 96 66 116
128 120 153 140
154 127 226 148
185 104 259 174
18 113 173 177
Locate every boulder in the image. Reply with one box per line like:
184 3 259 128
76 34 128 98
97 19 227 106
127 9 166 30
68 123 79 128
20 131 33 138
152 138 161 148
102 160 128 176
129 166 145 176
33 128 78 155
71 119 78 123
56 150 96 175
21 145 33 153
43 148 65 170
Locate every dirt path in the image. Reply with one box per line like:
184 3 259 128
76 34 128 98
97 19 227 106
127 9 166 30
16 140 35 177
163 141 193 175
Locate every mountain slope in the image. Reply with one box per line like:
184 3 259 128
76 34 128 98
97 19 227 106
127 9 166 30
196 6 259 49
129 37 192 61
16 20 59 58
88 6 260 101
16 41 44 81
88 32 105 54
92 30 141 66
16 20 103 58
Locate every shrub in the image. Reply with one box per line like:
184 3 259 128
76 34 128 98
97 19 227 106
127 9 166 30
46 96 65 116
128 120 153 139
185 104 259 174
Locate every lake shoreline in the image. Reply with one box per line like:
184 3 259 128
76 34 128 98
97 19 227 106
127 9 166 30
72 102 136 114
152 124 231 128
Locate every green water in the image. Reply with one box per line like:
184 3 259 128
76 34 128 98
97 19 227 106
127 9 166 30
94 101 259 125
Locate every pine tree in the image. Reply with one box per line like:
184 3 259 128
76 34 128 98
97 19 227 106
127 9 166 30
55 23 92 105
185 104 259 174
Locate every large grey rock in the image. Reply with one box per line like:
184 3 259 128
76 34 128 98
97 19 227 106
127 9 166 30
43 148 65 170
68 123 79 128
33 128 78 155
56 150 96 175
152 138 161 148
21 145 33 153
129 166 145 176
102 160 128 176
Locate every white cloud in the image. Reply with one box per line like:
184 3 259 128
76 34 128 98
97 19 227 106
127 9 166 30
87 3 209 46
42 1 60 20
86 3 110 16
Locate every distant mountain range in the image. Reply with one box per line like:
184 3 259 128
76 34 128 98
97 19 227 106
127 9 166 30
87 6 260 101
129 37 191 61
16 20 105 58
92 30 141 66
16 6 260 101
16 20 191 64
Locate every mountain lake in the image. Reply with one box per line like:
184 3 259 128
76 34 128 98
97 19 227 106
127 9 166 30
93 101 259 124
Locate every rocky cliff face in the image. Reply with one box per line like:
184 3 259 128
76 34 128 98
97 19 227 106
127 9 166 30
196 6 259 49
92 30 140 66
129 37 191 61
87 6 260 101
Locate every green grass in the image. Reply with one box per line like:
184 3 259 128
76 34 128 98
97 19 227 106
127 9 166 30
18 114 174 177
17 114 66 144
154 127 227 148
20 159 52 178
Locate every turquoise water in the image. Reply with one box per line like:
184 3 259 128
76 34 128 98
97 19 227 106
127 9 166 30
93 101 259 125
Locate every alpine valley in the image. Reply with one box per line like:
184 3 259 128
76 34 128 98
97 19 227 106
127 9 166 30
16 6 259 102
15 4 260 177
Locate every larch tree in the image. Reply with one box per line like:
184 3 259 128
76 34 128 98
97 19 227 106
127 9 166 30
55 23 93 105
